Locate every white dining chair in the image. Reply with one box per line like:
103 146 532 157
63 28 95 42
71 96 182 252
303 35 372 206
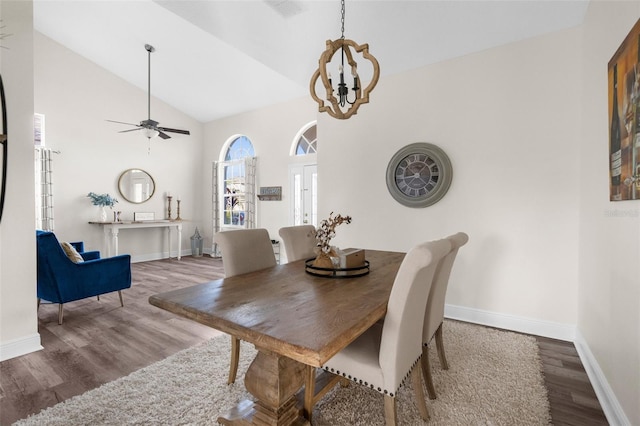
421 232 469 399
278 225 317 263
213 228 277 384
307 238 452 425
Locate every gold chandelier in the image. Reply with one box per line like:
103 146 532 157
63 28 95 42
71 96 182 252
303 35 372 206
310 0 380 120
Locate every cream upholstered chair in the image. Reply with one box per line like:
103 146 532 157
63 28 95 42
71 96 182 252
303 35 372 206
308 238 451 425
278 225 316 263
421 232 469 399
213 228 277 384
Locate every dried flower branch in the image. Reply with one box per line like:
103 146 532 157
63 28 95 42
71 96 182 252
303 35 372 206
315 211 352 254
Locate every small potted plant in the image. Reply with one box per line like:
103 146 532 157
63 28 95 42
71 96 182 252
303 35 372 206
87 192 118 222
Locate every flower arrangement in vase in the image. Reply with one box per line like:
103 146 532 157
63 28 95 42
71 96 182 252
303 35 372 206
313 211 352 269
87 192 118 222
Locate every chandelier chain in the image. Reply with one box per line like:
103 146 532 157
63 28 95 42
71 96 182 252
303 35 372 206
340 0 345 39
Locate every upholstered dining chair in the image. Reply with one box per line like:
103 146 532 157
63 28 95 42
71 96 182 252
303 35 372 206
307 238 452 425
278 225 317 263
421 232 469 400
213 228 277 384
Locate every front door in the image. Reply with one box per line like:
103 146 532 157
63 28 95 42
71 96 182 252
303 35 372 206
289 164 317 227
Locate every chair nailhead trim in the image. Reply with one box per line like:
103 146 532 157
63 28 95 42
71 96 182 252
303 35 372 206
322 359 418 398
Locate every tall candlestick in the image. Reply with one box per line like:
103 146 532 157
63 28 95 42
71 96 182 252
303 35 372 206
167 196 173 220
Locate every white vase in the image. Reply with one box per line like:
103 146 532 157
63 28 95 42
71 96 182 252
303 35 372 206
98 206 108 222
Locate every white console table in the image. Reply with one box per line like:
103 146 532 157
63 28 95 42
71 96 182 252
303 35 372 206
89 220 183 260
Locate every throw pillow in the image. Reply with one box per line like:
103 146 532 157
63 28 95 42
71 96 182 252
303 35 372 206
61 241 84 263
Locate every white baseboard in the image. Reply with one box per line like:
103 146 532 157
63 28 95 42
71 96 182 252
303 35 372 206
130 249 215 263
0 333 43 362
444 303 576 341
130 250 190 263
131 252 167 263
574 329 631 426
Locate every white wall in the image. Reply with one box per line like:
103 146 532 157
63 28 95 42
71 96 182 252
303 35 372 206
320 28 582 328
578 2 640 425
34 33 205 261
0 1 40 360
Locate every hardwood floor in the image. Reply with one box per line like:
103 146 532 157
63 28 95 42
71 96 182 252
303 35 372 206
1 256 608 425
537 336 608 425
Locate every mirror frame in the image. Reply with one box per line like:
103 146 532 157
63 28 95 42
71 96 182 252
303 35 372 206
117 168 156 204
0 74 7 223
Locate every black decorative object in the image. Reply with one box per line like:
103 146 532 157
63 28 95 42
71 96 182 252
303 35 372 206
0 74 7 223
304 258 370 278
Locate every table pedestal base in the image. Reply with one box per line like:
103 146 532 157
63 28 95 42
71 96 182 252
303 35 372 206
218 349 308 426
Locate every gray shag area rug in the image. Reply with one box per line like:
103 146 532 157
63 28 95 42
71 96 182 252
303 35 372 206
15 320 551 425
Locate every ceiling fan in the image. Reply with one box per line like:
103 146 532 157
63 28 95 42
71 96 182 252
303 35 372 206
107 44 190 140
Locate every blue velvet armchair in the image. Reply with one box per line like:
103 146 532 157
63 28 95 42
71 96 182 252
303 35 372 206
36 230 132 324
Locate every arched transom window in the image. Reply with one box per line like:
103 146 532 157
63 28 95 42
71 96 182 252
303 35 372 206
293 122 317 156
225 135 255 160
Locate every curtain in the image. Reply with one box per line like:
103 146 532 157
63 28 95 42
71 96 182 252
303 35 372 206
211 157 257 256
35 148 56 231
244 156 257 229
212 161 220 256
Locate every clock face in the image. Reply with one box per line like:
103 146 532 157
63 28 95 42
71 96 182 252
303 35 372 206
386 143 452 208
395 153 439 197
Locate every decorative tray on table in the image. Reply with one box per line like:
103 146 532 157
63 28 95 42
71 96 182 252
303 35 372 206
304 258 370 278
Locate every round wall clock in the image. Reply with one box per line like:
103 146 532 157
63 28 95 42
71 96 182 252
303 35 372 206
385 142 453 208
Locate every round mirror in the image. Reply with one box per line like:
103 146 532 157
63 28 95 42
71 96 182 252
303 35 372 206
118 169 155 204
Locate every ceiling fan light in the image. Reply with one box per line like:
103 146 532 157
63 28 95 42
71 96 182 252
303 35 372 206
144 128 159 139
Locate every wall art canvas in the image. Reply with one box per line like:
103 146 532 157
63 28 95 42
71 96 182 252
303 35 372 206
608 18 640 201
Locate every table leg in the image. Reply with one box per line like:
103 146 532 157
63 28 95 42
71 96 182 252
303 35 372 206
218 348 307 426
177 223 182 260
106 227 119 257
167 227 172 259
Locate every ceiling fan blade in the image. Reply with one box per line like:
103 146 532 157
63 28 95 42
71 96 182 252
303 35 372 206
119 128 144 134
107 119 141 127
157 126 190 135
109 45 189 142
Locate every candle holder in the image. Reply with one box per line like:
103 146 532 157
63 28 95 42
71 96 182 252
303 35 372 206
176 199 182 221
167 196 173 220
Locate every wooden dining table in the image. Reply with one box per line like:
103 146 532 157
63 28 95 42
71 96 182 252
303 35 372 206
148 249 405 426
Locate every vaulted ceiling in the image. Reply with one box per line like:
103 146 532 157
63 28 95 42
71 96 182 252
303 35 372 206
33 0 589 123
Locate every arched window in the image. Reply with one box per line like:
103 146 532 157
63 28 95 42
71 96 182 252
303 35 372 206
214 135 256 232
291 122 317 156
225 135 255 160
